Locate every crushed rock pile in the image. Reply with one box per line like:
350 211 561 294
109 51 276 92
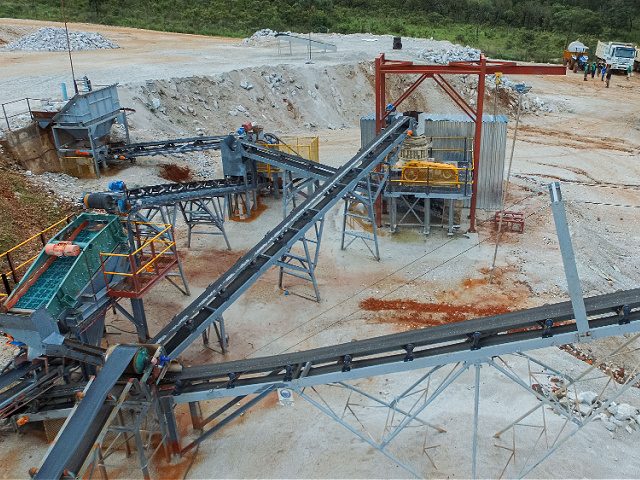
418 45 480 64
242 28 279 46
457 74 560 114
3 27 119 51
536 377 640 435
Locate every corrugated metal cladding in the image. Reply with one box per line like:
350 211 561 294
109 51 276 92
359 113 402 149
360 114 376 149
423 114 508 210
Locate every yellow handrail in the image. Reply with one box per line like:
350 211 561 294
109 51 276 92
0 215 74 259
101 241 176 277
3 253 40 277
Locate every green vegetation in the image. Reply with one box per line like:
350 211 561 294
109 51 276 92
1 0 638 62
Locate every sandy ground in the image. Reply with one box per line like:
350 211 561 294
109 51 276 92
0 18 467 108
1 18 640 480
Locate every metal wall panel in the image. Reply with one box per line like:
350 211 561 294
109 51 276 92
360 114 377 149
423 114 507 210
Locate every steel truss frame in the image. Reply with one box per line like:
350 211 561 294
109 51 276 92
340 169 388 260
161 338 640 479
296 341 640 479
387 196 457 236
79 379 166 480
178 197 230 250
277 218 325 302
373 53 566 231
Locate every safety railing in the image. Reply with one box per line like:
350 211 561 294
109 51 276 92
258 136 320 175
1 97 49 131
99 222 178 299
388 162 474 197
0 215 75 298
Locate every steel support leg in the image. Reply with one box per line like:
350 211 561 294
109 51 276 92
130 298 149 342
471 362 481 479
548 182 589 335
158 396 181 462
424 198 431 235
448 199 455 236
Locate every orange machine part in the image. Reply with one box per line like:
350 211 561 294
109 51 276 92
44 242 81 257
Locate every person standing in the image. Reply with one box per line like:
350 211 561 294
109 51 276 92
601 64 607 81
584 62 589 81
606 66 613 88
591 61 597 79
627 64 632 80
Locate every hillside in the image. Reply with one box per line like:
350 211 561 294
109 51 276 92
1 0 638 62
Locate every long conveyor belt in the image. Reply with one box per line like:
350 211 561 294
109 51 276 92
125 177 255 208
107 135 227 161
167 287 640 400
152 117 411 357
34 345 140 480
105 132 340 184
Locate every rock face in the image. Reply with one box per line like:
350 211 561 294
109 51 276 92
3 27 119 52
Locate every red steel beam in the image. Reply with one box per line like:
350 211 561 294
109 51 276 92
433 74 476 122
373 53 565 232
382 73 430 123
375 55 386 134
379 62 565 76
469 54 487 233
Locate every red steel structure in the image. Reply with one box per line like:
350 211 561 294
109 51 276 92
374 53 565 231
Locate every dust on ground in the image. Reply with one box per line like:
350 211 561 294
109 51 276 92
361 265 530 329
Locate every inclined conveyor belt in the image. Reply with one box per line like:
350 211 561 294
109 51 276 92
34 345 139 480
152 117 411 357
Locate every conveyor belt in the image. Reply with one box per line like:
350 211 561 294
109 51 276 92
107 135 226 161
35 345 139 480
240 141 338 180
152 117 411 357
167 287 640 398
126 177 255 208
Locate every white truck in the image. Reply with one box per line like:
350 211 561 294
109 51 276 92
596 41 636 72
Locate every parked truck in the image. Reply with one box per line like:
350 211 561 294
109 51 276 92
563 40 589 72
596 41 635 72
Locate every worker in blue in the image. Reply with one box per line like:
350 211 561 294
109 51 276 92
601 64 607 81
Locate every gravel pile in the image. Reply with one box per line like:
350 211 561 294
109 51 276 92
242 29 278 46
3 27 119 52
458 74 559 114
535 376 640 435
418 45 480 64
